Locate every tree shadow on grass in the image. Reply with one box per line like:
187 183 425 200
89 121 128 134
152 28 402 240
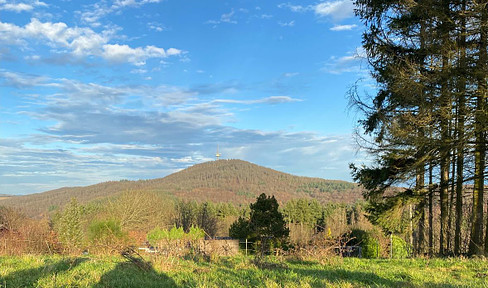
0 257 88 288
210 258 462 288
93 261 177 288
293 267 461 288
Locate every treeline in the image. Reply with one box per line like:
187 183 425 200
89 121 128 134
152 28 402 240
351 0 488 256
0 191 374 256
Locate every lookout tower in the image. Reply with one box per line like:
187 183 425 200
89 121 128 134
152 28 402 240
216 145 221 160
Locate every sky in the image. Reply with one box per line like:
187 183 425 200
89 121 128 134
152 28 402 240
0 0 371 195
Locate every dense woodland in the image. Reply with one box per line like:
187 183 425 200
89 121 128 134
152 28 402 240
0 160 363 218
350 0 488 256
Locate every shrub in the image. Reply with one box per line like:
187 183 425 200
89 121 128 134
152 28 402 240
391 235 410 258
362 234 381 259
88 219 128 253
347 228 381 259
147 226 205 257
53 198 85 253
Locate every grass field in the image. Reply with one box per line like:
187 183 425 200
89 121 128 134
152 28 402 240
1 254 487 288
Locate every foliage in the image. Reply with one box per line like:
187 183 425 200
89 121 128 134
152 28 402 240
147 226 205 246
347 229 382 259
391 235 411 259
88 219 128 253
0 207 58 255
107 190 172 232
229 216 251 240
196 202 218 237
53 198 85 253
352 0 488 256
230 193 289 254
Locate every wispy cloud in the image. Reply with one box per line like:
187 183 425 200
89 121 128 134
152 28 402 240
0 70 48 88
314 0 355 21
79 0 164 27
278 1 356 22
147 22 165 32
212 96 302 105
330 24 357 31
322 48 366 74
277 3 311 13
283 72 299 78
278 20 295 27
206 9 238 26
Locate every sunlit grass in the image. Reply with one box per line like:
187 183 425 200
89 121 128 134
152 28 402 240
1 254 487 287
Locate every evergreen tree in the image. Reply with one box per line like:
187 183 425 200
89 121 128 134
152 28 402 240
352 0 488 256
229 193 289 254
55 198 84 253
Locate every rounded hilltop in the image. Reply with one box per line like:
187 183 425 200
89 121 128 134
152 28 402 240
1 159 362 217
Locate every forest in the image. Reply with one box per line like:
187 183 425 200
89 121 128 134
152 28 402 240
0 190 371 257
0 159 363 218
350 0 488 256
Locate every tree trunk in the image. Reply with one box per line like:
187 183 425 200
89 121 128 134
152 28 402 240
469 0 487 256
454 0 467 255
428 163 434 256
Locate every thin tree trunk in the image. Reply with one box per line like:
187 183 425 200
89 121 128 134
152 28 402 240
454 0 467 255
429 163 434 256
439 0 452 255
416 160 426 255
447 151 456 253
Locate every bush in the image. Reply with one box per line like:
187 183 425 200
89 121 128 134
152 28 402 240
362 234 381 259
88 220 128 254
347 229 381 259
147 226 205 257
391 235 410 258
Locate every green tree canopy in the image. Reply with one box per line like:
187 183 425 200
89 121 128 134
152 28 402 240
229 193 289 254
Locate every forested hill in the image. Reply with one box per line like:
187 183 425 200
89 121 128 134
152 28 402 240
1 159 363 217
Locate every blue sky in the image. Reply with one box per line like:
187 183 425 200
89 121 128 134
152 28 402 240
0 0 370 195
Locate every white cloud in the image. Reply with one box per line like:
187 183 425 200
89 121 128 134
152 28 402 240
148 22 165 32
322 47 366 74
315 0 355 21
283 72 299 77
2 3 33 11
213 96 302 105
279 1 355 22
330 24 357 31
206 9 238 26
221 9 237 23
79 0 164 27
0 18 181 65
0 70 48 88
278 20 295 27
0 1 47 12
102 44 171 66
277 3 311 13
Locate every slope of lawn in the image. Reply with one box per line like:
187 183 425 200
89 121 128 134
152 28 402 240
1 254 487 288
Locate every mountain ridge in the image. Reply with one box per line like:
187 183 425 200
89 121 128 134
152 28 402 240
1 159 363 217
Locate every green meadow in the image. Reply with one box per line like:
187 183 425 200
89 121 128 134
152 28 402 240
1 255 487 288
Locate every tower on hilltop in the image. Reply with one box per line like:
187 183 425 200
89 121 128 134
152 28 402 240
216 145 221 160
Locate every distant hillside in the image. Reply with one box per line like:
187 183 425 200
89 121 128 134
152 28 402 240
0 194 14 200
0 159 363 217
